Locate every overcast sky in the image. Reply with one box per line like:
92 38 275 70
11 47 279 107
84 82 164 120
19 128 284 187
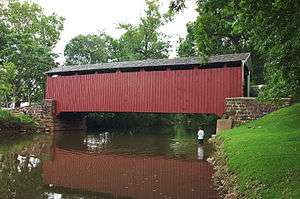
31 0 198 64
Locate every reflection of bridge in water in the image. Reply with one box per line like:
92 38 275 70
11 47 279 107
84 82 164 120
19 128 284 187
43 147 218 199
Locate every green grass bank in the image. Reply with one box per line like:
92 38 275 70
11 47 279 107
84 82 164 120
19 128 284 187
0 109 39 133
214 103 300 198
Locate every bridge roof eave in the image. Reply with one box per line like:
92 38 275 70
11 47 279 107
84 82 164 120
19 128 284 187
45 53 251 76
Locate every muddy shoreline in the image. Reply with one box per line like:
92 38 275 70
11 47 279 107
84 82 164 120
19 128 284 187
208 138 241 199
0 126 44 138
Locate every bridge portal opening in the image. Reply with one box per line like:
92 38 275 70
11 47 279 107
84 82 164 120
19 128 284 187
85 112 218 138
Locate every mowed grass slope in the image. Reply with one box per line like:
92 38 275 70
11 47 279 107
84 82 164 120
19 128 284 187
218 103 300 198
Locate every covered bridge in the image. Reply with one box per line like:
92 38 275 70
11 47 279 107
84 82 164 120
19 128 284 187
45 53 251 116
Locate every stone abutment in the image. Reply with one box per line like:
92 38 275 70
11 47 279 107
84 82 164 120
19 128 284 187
16 99 86 131
217 97 291 133
18 97 291 132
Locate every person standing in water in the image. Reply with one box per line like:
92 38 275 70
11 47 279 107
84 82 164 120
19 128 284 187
197 127 204 145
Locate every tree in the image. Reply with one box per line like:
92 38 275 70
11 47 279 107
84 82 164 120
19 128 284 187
64 33 113 65
0 62 16 106
65 0 170 64
175 0 299 99
0 0 64 105
234 0 300 100
112 0 170 61
177 0 264 83
177 22 197 57
169 0 186 12
194 1 245 56
0 1 8 54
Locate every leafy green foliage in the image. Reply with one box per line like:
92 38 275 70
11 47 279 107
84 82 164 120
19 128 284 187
177 0 264 84
259 65 299 102
235 0 300 100
64 0 170 64
0 62 16 105
0 0 64 104
177 22 197 57
0 109 20 127
169 0 186 12
195 0 245 56
177 0 299 99
113 0 170 61
218 103 300 198
64 33 113 65
0 109 39 128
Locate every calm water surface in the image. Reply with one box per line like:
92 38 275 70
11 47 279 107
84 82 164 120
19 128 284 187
0 126 218 199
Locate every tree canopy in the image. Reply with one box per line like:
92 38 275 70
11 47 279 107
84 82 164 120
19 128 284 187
0 62 16 106
0 0 64 106
64 0 170 65
176 0 299 99
177 22 197 57
1 0 298 106
64 34 113 65
114 0 170 61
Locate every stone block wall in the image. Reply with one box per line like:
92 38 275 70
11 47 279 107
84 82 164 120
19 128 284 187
223 97 291 126
15 99 56 131
216 119 232 134
15 99 86 131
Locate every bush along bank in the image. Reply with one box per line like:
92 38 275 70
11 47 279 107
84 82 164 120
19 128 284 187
209 103 300 199
0 109 40 135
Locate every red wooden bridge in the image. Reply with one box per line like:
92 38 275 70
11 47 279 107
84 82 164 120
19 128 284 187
45 53 251 117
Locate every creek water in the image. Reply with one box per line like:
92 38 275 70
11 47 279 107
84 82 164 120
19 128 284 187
0 126 218 199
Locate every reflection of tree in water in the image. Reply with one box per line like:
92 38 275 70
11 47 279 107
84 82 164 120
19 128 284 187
170 125 198 158
0 152 47 199
0 134 53 198
0 134 48 198
0 152 118 199
0 134 117 199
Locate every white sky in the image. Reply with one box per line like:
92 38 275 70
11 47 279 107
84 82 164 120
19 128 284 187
31 0 198 65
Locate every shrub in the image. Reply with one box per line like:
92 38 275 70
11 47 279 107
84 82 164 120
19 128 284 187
0 109 38 129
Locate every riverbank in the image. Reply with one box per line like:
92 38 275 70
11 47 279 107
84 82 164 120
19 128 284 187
211 103 300 198
0 109 40 135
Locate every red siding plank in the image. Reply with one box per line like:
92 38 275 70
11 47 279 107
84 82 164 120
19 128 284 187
46 66 243 116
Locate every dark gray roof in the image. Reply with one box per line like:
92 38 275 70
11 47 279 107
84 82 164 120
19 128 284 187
46 53 251 75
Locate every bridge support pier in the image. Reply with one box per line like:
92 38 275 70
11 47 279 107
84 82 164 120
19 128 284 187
222 97 291 127
39 99 87 131
53 113 87 131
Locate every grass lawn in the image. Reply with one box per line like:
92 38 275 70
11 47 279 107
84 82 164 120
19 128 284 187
218 103 300 198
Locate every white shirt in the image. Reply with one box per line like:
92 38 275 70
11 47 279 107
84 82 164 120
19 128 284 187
197 130 204 140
